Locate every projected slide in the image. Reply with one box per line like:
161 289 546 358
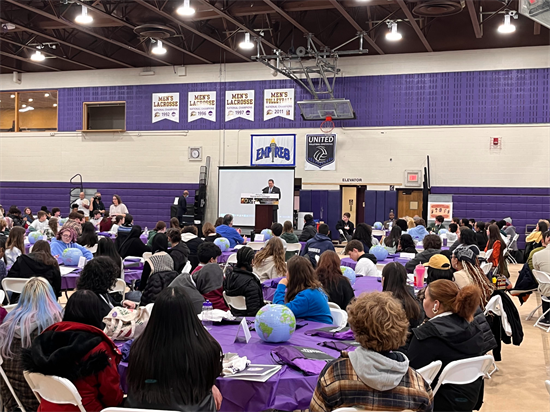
218 167 294 227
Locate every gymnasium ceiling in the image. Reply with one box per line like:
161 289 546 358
0 0 548 73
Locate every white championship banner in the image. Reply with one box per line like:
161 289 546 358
251 134 296 166
264 88 295 121
152 92 179 123
188 91 216 123
225 90 254 122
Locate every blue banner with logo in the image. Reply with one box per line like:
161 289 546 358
305 134 336 171
251 134 296 167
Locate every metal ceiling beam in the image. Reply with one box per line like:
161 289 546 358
534 22 541 35
396 0 433 52
133 0 252 62
327 0 384 55
0 64 26 73
0 50 60 71
0 18 133 68
71 0 213 64
195 0 278 52
4 0 172 66
0 36 96 69
466 0 482 39
262 0 326 49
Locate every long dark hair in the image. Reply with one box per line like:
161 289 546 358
459 227 477 246
96 238 122 267
538 220 549 234
30 241 59 269
127 288 223 406
487 224 505 269
384 226 402 248
316 251 346 289
353 223 374 250
286 256 323 303
63 290 105 329
77 222 98 247
381 262 420 322
151 233 169 254
398 234 416 251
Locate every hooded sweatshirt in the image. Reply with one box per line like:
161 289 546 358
301 233 335 267
7 253 62 298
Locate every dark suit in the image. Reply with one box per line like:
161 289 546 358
262 186 281 223
177 195 187 224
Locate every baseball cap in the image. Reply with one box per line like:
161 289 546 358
423 254 451 270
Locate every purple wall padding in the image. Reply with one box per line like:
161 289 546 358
431 186 550 248
57 68 550 131
299 190 341 240
0 181 199 230
364 191 398 225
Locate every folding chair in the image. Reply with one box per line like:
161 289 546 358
2 278 30 304
3 304 17 313
110 279 127 300
532 270 550 332
24 371 86 412
432 355 494 395
333 408 365 412
545 380 550 396
86 244 98 254
328 302 341 310
0 354 27 412
222 291 247 311
142 252 152 260
416 360 442 385
330 308 348 328
285 243 302 257
480 262 493 275
0 289 4 305
247 242 265 251
223 253 237 275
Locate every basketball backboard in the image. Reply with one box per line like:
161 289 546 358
297 99 356 121
519 0 550 28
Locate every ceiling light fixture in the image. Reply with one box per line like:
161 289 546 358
75 5 93 24
28 98 33 102
498 11 517 34
10 94 15 98
53 103 58 107
177 0 195 16
30 50 45 61
19 106 34 112
44 93 50 97
239 32 255 50
22 104 26 108
386 21 402 41
151 39 167 55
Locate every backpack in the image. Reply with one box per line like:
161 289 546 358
103 306 151 340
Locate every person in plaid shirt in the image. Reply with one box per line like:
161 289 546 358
310 291 434 412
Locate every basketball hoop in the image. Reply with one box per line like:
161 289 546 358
320 116 335 134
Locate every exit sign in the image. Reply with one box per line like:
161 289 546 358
404 170 422 187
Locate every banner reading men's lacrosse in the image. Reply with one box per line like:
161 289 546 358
305 133 337 171
250 134 296 167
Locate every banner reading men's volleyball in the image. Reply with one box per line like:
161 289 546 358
251 134 296 167
305 133 336 171
188 91 216 122
264 88 294 120
152 92 179 123
225 90 254 122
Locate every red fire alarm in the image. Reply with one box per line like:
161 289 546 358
490 137 502 151
492 137 500 146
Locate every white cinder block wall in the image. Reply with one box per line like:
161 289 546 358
1 46 549 221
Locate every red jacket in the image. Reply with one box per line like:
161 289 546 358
22 321 123 412
485 240 502 268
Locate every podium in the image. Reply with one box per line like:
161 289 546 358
255 205 273 232
241 193 279 233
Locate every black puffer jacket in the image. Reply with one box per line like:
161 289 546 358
8 253 62 298
405 248 442 273
140 270 179 305
299 222 317 242
223 267 264 316
168 242 190 273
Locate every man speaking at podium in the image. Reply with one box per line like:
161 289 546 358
262 179 281 223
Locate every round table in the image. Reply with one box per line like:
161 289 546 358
60 268 142 290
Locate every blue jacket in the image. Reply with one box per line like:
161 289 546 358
50 239 94 260
273 283 333 324
215 225 244 248
408 225 429 242
300 233 335 267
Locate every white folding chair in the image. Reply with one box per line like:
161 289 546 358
3 304 17 313
0 354 27 412
328 302 341 310
223 253 237 275
110 279 127 300
330 308 348 328
0 289 5 304
247 242 265 251
480 262 493 275
432 355 494 395
222 291 247 311
417 360 442 385
333 408 365 412
142 252 152 260
285 243 302 256
372 229 385 237
545 380 550 396
86 244 98 254
484 249 493 261
2 278 30 304
532 270 550 332
24 371 86 412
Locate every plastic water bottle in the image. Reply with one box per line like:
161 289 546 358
143 227 149 236
202 300 213 329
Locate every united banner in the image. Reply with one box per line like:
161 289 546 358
251 134 296 167
226 90 254 122
188 91 216 122
264 88 294 120
305 133 336 171
152 92 179 123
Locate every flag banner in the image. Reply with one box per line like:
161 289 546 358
152 92 179 123
226 90 254 122
251 134 296 167
305 134 336 171
188 91 216 122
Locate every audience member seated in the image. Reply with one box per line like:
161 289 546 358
0 218 9 237
7 207 25 227
133 234 174 292
474 221 488 252
335 212 355 242
408 218 429 242
167 229 190 273
309 291 433 412
383 211 396 230
22 290 124 412
169 217 181 230
524 220 548 259
23 207 34 224
383 226 402 254
254 237 287 281
460 218 472 229
223 247 264 316
96 237 123 269
98 215 113 232
203 222 221 242
0 277 62 412
109 194 128 221
90 210 103 229
451 245 494 308
449 227 480 256
301 224 335 268
405 235 442 273
0 237 6 282
117 225 150 258
43 217 58 240
281 220 300 261
486 224 507 277
77 222 98 248
503 217 517 252
531 231 550 327
170 243 226 313
182 225 204 270
30 211 49 232
352 223 379 253
446 223 459 244
137 248 179 306
77 256 122 316
5 226 25 266
316 251 354 310
64 211 84 236
51 207 61 219
51 227 93 261
397 233 418 255
147 221 167 247
273 256 332 324
110 215 124 235
126 288 223 412
215 214 245 248
405 216 416 229
408 280 496 412
428 215 446 234
344 240 378 277
496 220 508 238
8 241 62 298
71 203 79 215
214 217 223 227
270 222 287 249
395 218 408 232
117 213 134 236
299 214 317 242
425 254 454 284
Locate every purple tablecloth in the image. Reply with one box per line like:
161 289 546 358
117 320 337 412
60 268 142 290
340 255 410 270
218 249 236 264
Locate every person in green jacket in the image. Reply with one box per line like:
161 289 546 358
147 221 167 247
279 221 300 261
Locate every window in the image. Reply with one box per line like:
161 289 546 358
82 101 126 132
0 91 58 132
0 92 16 132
